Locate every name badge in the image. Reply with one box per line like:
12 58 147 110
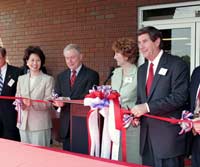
158 68 168 76
124 77 132 83
8 79 15 87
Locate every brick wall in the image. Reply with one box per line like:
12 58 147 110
0 0 191 83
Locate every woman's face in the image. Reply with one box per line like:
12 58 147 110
27 53 41 73
114 52 128 67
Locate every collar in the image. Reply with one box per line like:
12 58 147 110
0 63 7 74
150 50 163 66
71 64 82 75
148 50 163 73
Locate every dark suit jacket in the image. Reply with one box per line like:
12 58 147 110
137 52 189 158
0 64 21 141
190 66 200 154
190 66 200 113
54 65 99 140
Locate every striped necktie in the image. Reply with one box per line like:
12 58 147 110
0 69 3 95
70 70 76 88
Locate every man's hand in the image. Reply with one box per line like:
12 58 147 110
192 117 200 135
131 103 148 117
52 100 64 107
52 97 65 107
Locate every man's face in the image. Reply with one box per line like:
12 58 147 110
64 49 82 70
138 33 160 61
0 53 6 68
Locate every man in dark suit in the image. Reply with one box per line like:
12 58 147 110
190 66 200 167
0 47 21 141
53 44 99 151
131 26 189 167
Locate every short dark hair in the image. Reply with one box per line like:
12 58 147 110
23 46 46 69
137 26 163 49
112 37 138 64
0 47 7 57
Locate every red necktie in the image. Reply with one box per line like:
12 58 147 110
70 70 76 88
146 63 154 96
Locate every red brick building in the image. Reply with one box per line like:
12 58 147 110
0 0 199 82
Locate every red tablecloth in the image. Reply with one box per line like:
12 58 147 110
0 139 146 167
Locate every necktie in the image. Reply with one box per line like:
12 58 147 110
0 69 3 95
70 70 76 88
146 63 154 96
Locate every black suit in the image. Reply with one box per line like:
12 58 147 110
137 53 189 166
0 64 21 141
190 66 200 167
54 65 99 150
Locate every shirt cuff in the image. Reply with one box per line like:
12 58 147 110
145 103 150 113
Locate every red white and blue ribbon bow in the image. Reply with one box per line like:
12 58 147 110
179 110 193 134
84 85 123 161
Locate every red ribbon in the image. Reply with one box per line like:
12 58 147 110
1 94 196 162
107 92 127 161
107 92 121 130
0 95 83 105
85 91 127 161
122 109 192 125
0 95 48 104
0 95 192 126
86 109 94 155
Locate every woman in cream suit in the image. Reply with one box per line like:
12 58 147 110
111 38 141 164
16 46 54 147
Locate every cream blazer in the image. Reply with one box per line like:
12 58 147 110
111 64 137 109
16 72 54 131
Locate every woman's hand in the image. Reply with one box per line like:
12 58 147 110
132 118 140 127
22 98 32 107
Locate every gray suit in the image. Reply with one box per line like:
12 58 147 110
16 72 54 145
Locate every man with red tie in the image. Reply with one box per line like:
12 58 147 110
190 66 200 167
53 44 99 151
131 26 189 167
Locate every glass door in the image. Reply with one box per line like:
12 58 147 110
141 23 196 74
196 22 200 67
153 23 195 74
138 1 200 73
